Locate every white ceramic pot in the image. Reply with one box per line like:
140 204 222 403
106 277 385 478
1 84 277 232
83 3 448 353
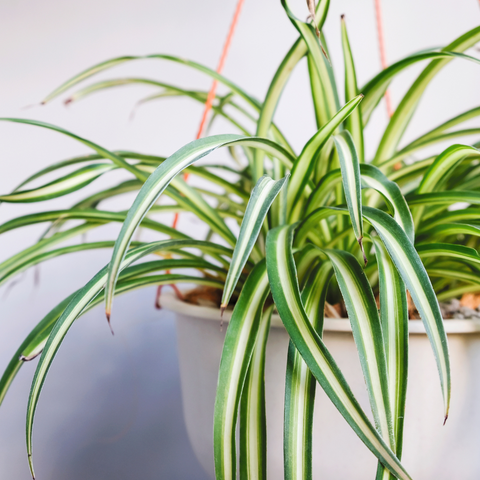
163 292 480 480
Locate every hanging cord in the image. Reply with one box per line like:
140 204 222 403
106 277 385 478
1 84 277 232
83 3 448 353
172 0 245 229
374 0 393 118
156 0 245 308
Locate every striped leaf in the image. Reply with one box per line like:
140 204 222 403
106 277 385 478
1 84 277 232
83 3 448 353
371 236 408 480
266 224 411 480
284 262 333 480
361 164 414 243
281 0 340 122
333 130 364 252
407 105 480 148
0 209 191 240
374 26 480 163
417 223 480 245
239 305 273 480
104 134 294 319
322 249 394 449
0 164 115 203
362 206 450 421
417 243 480 267
221 175 288 311
413 144 480 225
0 118 148 181
214 261 270 480
287 95 363 219
379 129 480 170
341 15 364 162
25 240 225 478
408 190 480 207
361 50 480 126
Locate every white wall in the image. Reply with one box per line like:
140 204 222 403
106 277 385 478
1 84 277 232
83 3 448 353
0 0 479 478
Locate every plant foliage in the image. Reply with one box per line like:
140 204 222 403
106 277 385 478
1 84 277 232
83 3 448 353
1 1 480 479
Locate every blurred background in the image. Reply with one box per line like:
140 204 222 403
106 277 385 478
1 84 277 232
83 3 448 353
0 0 479 478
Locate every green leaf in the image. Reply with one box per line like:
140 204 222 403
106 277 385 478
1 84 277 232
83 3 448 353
284 262 333 480
379 129 480 170
416 145 480 194
0 295 74 407
413 144 480 225
408 190 480 207
417 222 480 241
0 119 148 181
417 243 480 267
104 134 294 319
362 207 450 421
25 240 226 478
333 130 364 252
373 26 480 163
0 163 115 203
418 207 480 231
214 261 270 480
239 305 273 480
0 209 190 240
361 50 480 126
322 248 394 449
287 95 363 219
221 175 288 311
281 0 340 125
341 15 364 162
266 225 411 480
371 236 408 480
361 164 414 243
406 105 480 148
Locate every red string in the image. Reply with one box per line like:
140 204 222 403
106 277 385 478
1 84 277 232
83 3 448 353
374 0 393 118
172 0 245 229
157 0 245 308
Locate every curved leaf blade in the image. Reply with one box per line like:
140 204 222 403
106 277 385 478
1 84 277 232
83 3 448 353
266 225 411 480
221 175 288 311
333 130 363 248
287 95 363 219
285 261 333 480
362 206 450 421
214 261 270 480
371 236 409 480
104 134 294 318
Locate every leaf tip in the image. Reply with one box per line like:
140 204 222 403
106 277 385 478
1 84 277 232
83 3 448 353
64 98 73 106
443 414 449 426
106 312 114 336
340 13 345 20
220 304 227 317
155 285 163 310
28 453 35 480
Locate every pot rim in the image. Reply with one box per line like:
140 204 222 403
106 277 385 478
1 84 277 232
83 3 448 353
160 291 480 335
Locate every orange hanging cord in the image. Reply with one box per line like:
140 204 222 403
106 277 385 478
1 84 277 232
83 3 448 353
156 0 245 308
172 0 245 229
374 0 393 118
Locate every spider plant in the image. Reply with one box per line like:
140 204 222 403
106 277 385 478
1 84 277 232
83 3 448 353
1 0 480 479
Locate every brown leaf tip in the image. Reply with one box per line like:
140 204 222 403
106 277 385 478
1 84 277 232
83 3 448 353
443 414 449 426
340 14 345 20
106 312 114 336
